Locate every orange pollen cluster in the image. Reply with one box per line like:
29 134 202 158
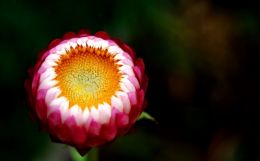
54 45 121 109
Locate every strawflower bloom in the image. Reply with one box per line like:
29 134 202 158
25 30 148 155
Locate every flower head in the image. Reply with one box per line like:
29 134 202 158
25 30 148 155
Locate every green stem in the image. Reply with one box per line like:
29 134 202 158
70 147 98 161
87 148 98 161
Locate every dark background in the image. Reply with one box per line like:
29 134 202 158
1 0 260 160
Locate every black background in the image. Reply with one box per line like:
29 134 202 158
0 0 260 160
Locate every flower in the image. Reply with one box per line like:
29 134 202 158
25 30 148 155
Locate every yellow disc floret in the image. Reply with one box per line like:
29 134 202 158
54 45 121 109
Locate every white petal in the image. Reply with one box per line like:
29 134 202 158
77 39 84 46
114 53 126 61
111 96 123 112
70 105 83 125
122 57 134 67
98 103 111 124
93 39 102 48
121 77 136 92
108 46 121 56
90 106 99 122
82 108 90 123
38 79 58 91
70 105 80 116
49 96 66 107
41 60 57 68
47 96 66 116
116 60 125 66
116 92 131 114
116 58 134 67
128 76 140 89
80 37 88 47
45 87 61 104
100 40 109 49
55 46 66 55
68 41 77 49
119 82 130 93
64 43 71 51
119 65 134 76
60 98 69 123
40 68 57 83
45 54 60 62
93 39 108 49
87 39 95 47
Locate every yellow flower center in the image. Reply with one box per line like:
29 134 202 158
54 45 121 109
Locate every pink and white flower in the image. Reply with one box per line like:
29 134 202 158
25 30 148 155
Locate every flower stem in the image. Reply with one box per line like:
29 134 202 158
87 148 98 161
70 147 98 161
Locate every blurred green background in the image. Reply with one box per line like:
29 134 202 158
0 0 260 160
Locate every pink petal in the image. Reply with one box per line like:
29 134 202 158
128 76 140 90
63 32 77 40
78 29 90 36
120 43 135 59
48 110 62 128
133 58 145 83
130 89 145 123
36 48 48 62
88 119 101 136
56 123 70 142
116 112 129 127
95 31 110 40
117 93 131 114
47 110 62 140
133 66 142 83
35 89 48 122
100 108 118 140
100 123 117 141
48 39 61 49
142 75 149 92
135 58 145 73
137 89 145 109
65 116 86 145
32 72 40 95
127 91 138 106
